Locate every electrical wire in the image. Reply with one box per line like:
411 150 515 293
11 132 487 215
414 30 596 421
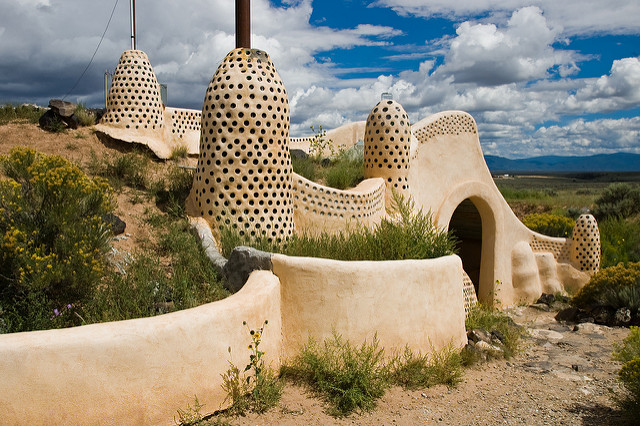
62 0 120 101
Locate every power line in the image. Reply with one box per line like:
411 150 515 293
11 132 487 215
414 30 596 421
62 0 120 101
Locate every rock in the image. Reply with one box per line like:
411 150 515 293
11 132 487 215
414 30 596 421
536 293 555 306
48 99 76 117
592 306 615 326
573 322 607 334
290 149 308 159
529 329 564 340
103 213 126 235
467 328 492 344
320 157 331 167
491 329 506 344
555 307 579 322
615 307 631 326
223 246 272 292
531 303 550 312
475 340 504 355
39 109 64 131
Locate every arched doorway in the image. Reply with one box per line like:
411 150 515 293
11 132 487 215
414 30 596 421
448 198 482 296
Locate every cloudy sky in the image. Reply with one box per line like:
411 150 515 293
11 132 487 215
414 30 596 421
1 0 639 158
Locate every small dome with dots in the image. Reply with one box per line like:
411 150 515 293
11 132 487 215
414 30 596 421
570 214 600 274
191 48 294 242
100 50 164 131
364 99 411 208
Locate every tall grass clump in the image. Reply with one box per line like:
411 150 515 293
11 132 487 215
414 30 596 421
219 193 456 261
0 148 114 332
281 332 388 416
613 326 640 419
291 144 364 190
74 104 97 127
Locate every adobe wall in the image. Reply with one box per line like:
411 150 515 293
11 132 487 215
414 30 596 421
0 271 282 425
0 254 465 425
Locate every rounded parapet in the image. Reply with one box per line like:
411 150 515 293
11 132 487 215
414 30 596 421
100 50 164 131
364 99 411 208
570 214 600 274
191 48 294 241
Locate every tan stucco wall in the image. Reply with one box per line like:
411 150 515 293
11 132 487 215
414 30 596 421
0 271 282 425
289 121 366 155
273 253 467 358
407 110 595 306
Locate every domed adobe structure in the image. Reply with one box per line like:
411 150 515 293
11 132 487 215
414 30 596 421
190 48 294 241
570 214 600 273
100 50 164 132
364 99 411 208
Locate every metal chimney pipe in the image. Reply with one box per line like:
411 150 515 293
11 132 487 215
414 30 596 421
236 0 250 49
130 0 137 50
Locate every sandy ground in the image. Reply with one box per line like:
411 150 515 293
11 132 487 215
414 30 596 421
1 123 633 425
225 307 630 426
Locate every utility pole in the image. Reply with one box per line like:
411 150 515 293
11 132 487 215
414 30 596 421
236 0 250 49
130 0 137 50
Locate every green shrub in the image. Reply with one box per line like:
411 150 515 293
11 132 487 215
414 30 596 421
219 194 456 261
613 327 640 418
0 104 45 125
389 343 463 390
600 217 640 267
573 262 640 309
281 332 388 416
291 155 317 181
594 183 640 220
0 148 114 332
74 104 96 127
522 212 574 238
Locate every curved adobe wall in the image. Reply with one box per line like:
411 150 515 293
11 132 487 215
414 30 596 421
0 271 282 425
408 110 599 305
273 253 467 358
0 254 468 424
292 173 386 235
190 48 294 241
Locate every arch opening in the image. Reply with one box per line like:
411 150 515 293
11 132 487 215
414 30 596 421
448 198 482 296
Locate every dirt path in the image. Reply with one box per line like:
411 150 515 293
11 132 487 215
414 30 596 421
230 307 630 425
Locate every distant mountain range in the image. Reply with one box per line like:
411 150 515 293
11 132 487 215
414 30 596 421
485 152 640 172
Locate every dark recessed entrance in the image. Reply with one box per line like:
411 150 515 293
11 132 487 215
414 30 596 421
448 198 482 296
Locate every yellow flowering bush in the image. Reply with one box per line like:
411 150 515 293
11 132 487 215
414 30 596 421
573 262 640 309
522 212 574 238
0 147 114 332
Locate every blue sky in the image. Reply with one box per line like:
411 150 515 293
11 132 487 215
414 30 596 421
0 0 639 158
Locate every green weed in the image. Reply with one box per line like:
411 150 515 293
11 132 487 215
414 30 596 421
389 343 463 390
221 320 283 416
74 104 96 127
88 150 150 190
600 217 640 267
281 332 388 417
